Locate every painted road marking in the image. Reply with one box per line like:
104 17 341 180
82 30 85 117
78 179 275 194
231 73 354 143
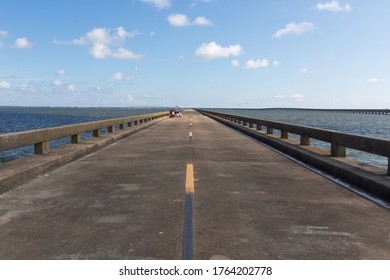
185 163 194 193
182 163 194 260
189 131 193 143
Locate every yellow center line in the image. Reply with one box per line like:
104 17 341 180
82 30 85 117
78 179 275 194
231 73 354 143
185 163 194 193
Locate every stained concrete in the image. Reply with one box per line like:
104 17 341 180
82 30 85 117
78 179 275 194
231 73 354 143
0 110 390 259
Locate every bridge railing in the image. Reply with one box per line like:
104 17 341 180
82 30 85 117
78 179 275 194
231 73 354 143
198 110 390 175
0 111 169 155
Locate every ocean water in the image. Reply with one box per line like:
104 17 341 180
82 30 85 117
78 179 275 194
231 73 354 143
0 107 167 163
212 108 390 169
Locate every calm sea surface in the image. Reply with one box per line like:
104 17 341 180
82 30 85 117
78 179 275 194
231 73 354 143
213 108 390 169
1 107 389 169
0 107 167 163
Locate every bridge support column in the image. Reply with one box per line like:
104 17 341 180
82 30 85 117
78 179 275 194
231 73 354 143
93 129 100 137
300 136 310 146
331 144 346 157
119 123 125 130
71 134 80 144
281 131 288 139
34 141 50 155
108 126 115 133
267 127 273 134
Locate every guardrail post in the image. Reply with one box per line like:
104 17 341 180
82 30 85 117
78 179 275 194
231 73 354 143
281 131 288 139
34 141 50 155
108 126 115 133
71 134 80 144
331 144 346 157
93 129 100 137
300 136 310 146
267 127 273 134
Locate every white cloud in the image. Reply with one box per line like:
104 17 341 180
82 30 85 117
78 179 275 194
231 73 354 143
168 14 191 27
195 42 244 59
113 48 143 60
273 22 314 38
193 16 213 26
245 59 269 69
0 30 7 37
300 67 309 73
0 81 11 89
291 93 305 101
14 37 34 49
368 78 379 83
141 0 171 8
116 27 140 39
67 84 76 92
168 14 213 27
275 95 284 99
57 69 66 76
316 1 351 12
18 83 38 92
53 79 62 86
231 60 240 67
61 27 142 60
273 60 280 67
108 72 134 82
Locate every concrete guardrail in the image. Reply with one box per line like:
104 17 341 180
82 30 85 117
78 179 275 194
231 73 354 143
0 111 169 155
198 110 390 176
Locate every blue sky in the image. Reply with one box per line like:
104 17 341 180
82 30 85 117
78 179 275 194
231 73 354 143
0 0 389 108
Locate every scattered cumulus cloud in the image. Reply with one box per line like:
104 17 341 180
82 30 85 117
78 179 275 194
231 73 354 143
193 16 213 26
18 83 38 92
167 14 213 27
315 1 351 12
291 93 305 102
108 72 134 82
245 59 269 69
368 78 379 83
300 67 309 73
57 69 66 76
195 42 243 59
14 37 34 49
0 81 11 89
231 60 240 67
53 80 62 86
273 22 314 38
55 27 142 60
67 84 76 92
113 48 143 60
141 0 171 9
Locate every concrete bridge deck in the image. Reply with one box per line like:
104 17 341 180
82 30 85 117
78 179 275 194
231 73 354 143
1 110 390 259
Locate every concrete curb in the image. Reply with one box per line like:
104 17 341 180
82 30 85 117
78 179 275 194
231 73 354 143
0 118 167 194
202 112 390 202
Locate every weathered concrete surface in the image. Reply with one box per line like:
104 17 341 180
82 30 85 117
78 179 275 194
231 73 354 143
1 110 390 259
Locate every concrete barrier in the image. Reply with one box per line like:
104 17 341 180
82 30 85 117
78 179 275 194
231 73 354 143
197 109 390 202
0 112 169 155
